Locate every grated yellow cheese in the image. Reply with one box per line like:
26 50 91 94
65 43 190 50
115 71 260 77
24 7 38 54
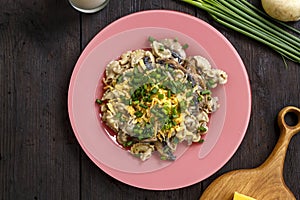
127 106 136 116
233 192 256 200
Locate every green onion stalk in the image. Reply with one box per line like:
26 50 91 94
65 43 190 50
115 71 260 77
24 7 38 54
181 0 300 64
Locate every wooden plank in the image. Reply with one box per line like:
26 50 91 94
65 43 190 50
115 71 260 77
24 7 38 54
1 0 299 199
78 0 300 199
200 3 300 198
0 1 81 199
79 1 199 199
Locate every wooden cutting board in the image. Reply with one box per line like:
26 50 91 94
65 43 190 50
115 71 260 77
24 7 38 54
200 106 300 200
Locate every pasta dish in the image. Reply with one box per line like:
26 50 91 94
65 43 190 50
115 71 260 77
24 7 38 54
96 37 228 161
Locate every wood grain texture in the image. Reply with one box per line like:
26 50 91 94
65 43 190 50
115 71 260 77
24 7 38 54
0 0 81 199
200 106 300 200
0 0 299 199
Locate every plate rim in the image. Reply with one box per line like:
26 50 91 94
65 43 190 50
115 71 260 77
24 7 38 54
68 9 252 190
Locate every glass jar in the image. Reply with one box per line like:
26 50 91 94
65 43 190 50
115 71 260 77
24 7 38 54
69 0 109 13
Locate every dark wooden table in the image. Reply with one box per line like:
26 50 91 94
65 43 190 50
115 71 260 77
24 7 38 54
1 0 299 199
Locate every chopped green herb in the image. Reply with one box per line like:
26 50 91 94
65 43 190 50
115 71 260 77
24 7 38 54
162 107 169 115
179 101 187 111
197 96 203 102
117 75 124 83
186 90 193 97
151 87 158 94
200 90 211 95
133 100 139 105
167 90 171 98
133 66 139 75
171 120 177 126
172 137 179 144
143 95 151 102
198 139 205 143
141 88 146 97
159 45 165 51
207 79 216 88
139 104 148 109
145 123 152 129
95 99 103 104
148 36 156 43
143 84 148 90
123 141 133 147
133 128 143 135
160 156 167 160
115 112 122 119
165 63 169 69
182 43 189 49
172 114 179 119
171 107 178 115
162 123 171 130
198 126 207 132
134 111 143 118
155 73 161 79
158 93 164 100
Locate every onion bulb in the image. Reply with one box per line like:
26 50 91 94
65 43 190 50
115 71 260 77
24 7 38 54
262 0 300 22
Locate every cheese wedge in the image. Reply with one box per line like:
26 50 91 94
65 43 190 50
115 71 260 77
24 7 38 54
233 192 256 200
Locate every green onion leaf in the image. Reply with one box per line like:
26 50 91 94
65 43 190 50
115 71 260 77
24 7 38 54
115 112 122 119
181 0 300 64
197 96 203 102
200 90 211 95
198 126 207 132
134 111 143 118
198 139 205 143
133 100 139 105
182 43 189 49
159 45 165 51
172 114 179 119
95 99 103 104
151 87 158 94
167 90 171 98
158 93 164 100
124 141 133 147
148 36 156 43
160 156 167 160
139 104 148 109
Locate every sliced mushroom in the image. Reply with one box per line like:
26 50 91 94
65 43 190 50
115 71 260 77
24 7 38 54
130 143 155 161
151 41 172 59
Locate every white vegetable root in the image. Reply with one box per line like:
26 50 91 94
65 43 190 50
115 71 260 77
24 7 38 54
262 0 300 22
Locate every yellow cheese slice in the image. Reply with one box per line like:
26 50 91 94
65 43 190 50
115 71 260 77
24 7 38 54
233 192 256 200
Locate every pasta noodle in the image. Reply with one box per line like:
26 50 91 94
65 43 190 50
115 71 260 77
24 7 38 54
96 37 228 161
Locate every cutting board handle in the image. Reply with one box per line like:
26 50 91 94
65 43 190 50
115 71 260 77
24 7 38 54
278 106 300 137
259 106 300 173
199 106 299 199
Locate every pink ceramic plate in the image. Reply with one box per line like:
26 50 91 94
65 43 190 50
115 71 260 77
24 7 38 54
68 10 251 190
